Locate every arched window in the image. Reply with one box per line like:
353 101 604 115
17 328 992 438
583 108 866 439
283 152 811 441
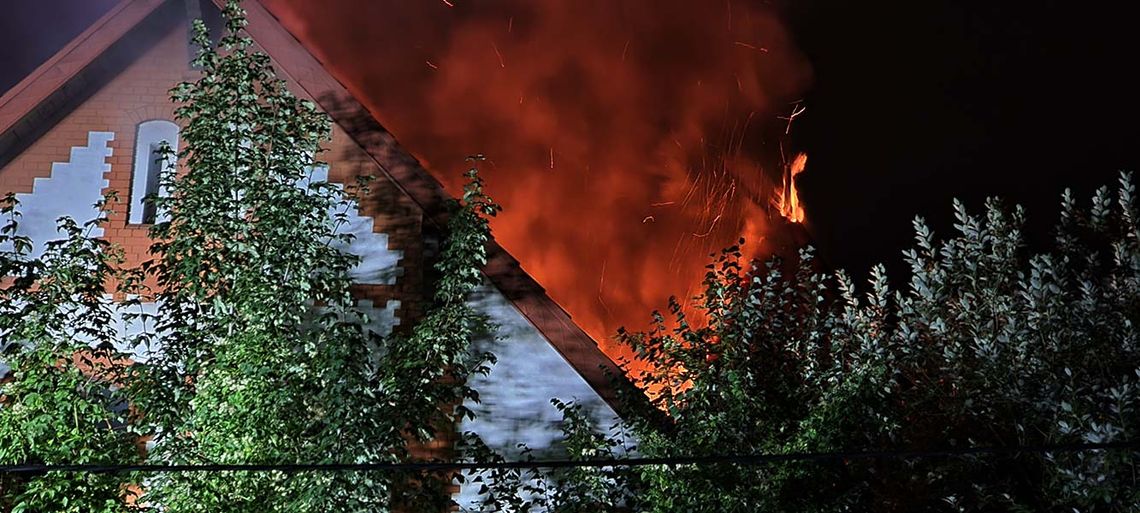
128 120 179 224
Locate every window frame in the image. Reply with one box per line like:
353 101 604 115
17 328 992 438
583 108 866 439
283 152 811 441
127 120 179 225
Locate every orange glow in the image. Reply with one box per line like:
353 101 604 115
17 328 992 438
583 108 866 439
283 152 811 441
263 0 812 361
775 152 808 223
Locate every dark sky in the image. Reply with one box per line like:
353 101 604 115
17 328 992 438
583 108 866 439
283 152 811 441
2 0 1137 280
0 0 119 93
785 0 1139 277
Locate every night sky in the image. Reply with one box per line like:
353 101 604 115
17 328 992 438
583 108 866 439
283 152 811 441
786 0 1139 278
0 0 119 91
2 0 1137 281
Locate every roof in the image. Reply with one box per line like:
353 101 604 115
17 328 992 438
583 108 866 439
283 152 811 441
0 0 633 408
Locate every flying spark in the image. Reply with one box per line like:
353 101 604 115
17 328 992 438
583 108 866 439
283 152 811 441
693 214 723 238
271 0 815 363
492 42 506 68
778 102 807 135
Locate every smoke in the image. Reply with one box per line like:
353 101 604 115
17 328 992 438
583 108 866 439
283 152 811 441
0 0 120 94
264 0 811 354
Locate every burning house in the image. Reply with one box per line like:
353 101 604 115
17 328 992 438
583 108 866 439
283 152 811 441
0 0 811 504
0 0 626 497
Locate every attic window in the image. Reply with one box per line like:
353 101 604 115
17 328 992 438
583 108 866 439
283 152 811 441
128 120 179 225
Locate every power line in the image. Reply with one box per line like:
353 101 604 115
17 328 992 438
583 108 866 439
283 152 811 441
2 441 1136 475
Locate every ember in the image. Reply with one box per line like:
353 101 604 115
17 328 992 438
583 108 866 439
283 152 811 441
263 0 812 357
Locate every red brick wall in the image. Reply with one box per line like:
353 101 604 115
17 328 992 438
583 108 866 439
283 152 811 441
0 21 427 327
0 25 189 266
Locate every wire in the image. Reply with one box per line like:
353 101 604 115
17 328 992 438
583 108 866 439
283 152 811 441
2 441 1136 475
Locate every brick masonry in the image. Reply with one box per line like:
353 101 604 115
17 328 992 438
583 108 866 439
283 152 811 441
0 21 424 331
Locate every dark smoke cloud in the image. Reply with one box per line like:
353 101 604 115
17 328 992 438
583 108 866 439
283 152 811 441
264 0 811 353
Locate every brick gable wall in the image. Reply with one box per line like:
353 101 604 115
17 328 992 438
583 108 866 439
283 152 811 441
0 6 458 478
0 14 427 331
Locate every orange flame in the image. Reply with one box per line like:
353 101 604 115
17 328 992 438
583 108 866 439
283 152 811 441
775 152 807 223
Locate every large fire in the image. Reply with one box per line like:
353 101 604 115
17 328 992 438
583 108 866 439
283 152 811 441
262 0 812 356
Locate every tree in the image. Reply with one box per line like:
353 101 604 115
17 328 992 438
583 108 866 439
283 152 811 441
128 3 497 511
0 196 140 513
3 2 499 511
126 2 382 509
479 173 1139 512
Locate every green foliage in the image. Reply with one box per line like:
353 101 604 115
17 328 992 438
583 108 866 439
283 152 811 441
459 399 635 513
123 3 501 511
0 194 140 512
2 1 500 510
382 159 500 511
520 173 1140 512
384 162 499 447
126 3 383 509
6 2 1134 512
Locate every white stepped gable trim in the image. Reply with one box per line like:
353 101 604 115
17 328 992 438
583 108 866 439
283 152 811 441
311 298 402 338
98 298 400 363
53 295 162 363
356 299 401 338
0 296 402 378
108 296 163 363
0 294 157 378
8 131 114 259
301 166 405 286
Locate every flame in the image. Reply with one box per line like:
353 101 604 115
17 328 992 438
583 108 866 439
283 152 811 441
263 0 812 360
775 152 807 223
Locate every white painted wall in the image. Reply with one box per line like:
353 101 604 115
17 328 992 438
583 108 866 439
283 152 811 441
106 296 400 364
0 132 114 378
3 131 113 259
304 166 404 285
1 132 405 374
457 282 627 508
